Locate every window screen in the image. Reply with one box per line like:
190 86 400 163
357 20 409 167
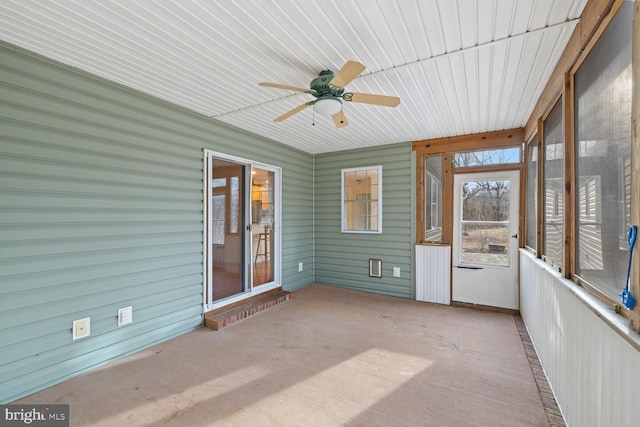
543 100 564 268
526 136 538 251
574 2 632 300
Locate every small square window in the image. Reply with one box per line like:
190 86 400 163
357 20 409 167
341 166 382 233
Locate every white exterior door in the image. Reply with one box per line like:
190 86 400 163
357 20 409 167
452 170 520 309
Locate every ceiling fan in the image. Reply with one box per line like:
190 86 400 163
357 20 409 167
258 60 400 128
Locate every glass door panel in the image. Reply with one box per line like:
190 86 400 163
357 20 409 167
210 158 246 302
251 168 275 286
460 180 511 266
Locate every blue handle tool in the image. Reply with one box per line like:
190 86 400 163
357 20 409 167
620 225 638 310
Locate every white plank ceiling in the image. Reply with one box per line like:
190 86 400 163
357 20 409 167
0 0 586 154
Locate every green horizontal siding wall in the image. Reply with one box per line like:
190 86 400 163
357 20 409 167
0 41 313 403
314 143 414 298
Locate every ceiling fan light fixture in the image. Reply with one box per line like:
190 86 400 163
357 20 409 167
260 60 399 128
314 98 342 116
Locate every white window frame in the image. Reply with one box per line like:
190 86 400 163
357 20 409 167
341 165 382 234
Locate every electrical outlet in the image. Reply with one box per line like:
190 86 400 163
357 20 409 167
118 306 133 326
393 267 401 277
72 317 90 340
298 262 304 272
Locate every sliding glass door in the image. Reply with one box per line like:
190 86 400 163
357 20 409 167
204 151 280 310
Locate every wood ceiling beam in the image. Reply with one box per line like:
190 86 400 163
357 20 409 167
412 128 524 155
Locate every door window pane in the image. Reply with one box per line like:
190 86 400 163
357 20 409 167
574 2 632 300
460 180 510 266
211 178 226 244
230 176 239 234
211 195 225 245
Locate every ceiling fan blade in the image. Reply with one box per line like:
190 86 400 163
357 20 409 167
346 92 400 107
332 110 349 128
329 60 366 89
274 103 310 122
259 82 314 93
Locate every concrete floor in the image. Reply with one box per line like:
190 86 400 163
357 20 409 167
16 284 550 426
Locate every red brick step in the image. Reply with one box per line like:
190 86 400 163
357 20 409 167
204 289 292 330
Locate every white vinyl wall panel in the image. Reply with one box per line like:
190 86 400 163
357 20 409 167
314 143 413 298
0 41 314 403
520 250 640 427
415 245 451 305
